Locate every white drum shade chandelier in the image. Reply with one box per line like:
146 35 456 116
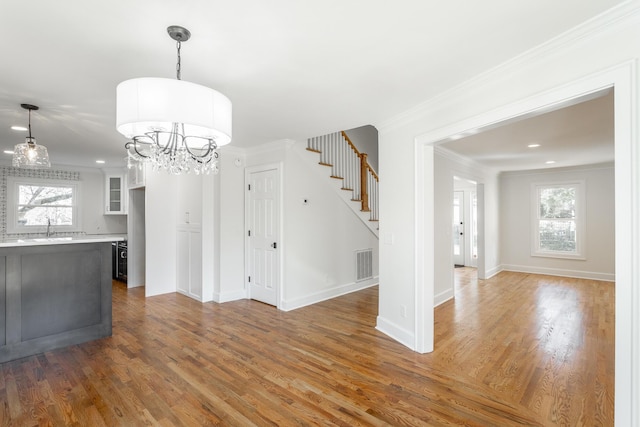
116 26 232 175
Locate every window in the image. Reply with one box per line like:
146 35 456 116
6 177 81 234
532 181 585 259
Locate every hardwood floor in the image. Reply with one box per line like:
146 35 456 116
0 270 614 426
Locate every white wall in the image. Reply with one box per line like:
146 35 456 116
144 170 178 297
376 4 640 424
217 147 246 302
143 163 221 301
242 140 379 311
80 169 127 235
500 163 615 280
140 142 378 310
282 143 379 309
378 1 639 348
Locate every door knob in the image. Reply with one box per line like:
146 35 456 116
271 242 277 249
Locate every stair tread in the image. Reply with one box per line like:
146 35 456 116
306 148 321 153
341 188 353 191
319 162 333 167
330 176 344 179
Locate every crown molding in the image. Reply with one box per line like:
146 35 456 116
499 161 615 177
434 145 498 177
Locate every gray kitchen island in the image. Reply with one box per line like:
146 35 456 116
0 235 124 363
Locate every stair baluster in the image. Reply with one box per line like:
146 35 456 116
306 131 379 223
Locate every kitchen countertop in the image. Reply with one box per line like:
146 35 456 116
0 234 126 248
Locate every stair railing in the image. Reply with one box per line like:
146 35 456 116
307 131 378 221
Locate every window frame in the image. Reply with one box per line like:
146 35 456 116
531 180 586 260
6 177 82 234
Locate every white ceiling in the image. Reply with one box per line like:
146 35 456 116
0 0 625 169
441 89 614 172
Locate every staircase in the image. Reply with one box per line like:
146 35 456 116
305 131 379 237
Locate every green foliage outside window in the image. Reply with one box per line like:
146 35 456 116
537 186 577 253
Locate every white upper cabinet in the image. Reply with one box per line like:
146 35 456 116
104 171 127 215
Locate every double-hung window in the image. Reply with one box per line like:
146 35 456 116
531 181 585 259
6 177 81 234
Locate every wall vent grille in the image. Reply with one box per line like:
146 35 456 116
356 249 373 281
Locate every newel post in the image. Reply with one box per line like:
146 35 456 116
360 153 370 212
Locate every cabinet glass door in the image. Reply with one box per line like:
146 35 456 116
109 177 122 212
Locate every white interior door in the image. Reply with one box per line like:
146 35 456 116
247 168 279 306
453 191 465 266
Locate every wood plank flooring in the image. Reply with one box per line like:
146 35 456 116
0 269 614 426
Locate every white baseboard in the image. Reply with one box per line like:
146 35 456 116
484 265 503 279
127 282 144 289
434 288 454 307
213 289 248 303
501 264 615 282
375 316 415 351
280 277 378 311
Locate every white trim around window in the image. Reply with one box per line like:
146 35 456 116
6 176 82 234
531 180 586 260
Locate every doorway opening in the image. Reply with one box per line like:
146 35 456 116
127 187 146 289
415 63 636 421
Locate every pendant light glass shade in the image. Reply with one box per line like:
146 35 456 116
12 104 51 169
12 138 51 169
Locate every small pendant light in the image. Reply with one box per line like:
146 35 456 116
12 103 51 169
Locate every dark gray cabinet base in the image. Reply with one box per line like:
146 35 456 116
0 242 112 363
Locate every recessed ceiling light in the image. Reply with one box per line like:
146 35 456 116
528 144 541 148
11 126 28 131
546 160 556 164
4 150 14 154
96 160 106 164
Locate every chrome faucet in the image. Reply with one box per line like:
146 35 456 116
46 218 52 237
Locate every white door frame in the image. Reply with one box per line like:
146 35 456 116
245 162 284 309
415 61 638 424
